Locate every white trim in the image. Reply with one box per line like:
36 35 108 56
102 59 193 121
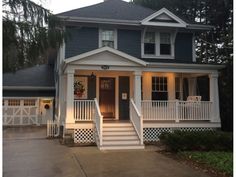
147 62 225 70
143 122 221 128
3 86 55 90
64 46 147 66
141 8 187 28
192 34 196 62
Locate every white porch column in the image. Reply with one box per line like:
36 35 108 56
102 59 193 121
65 69 75 124
188 77 197 96
133 71 142 112
209 72 221 123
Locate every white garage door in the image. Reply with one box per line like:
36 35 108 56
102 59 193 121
3 99 39 125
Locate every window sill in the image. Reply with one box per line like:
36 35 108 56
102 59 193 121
142 55 174 59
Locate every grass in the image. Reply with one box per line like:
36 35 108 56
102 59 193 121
178 151 233 176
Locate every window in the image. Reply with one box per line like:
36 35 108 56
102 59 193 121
101 29 115 48
8 99 20 106
152 76 168 100
142 31 173 58
160 33 171 55
24 99 36 106
144 32 155 55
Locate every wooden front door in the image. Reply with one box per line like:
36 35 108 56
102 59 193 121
99 78 115 119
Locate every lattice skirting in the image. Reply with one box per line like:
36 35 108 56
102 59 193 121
74 128 95 143
144 127 215 142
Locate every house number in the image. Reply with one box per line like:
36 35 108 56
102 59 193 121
101 65 110 70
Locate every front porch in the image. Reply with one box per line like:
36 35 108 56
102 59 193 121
60 47 222 149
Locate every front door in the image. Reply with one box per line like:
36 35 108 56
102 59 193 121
99 78 115 119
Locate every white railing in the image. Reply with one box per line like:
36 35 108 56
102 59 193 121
74 100 95 121
94 98 103 147
178 101 212 121
130 99 143 145
142 100 212 121
47 118 60 138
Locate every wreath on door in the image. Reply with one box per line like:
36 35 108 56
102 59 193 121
74 81 85 97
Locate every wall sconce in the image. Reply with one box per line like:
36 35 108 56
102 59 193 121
91 72 96 79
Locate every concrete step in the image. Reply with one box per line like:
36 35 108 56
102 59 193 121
100 145 145 150
103 140 140 145
103 135 138 141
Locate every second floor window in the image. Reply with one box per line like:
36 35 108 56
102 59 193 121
160 33 171 55
101 29 115 48
144 32 155 55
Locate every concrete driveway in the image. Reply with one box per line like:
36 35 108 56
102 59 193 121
3 127 210 177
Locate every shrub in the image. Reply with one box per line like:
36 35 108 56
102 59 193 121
159 130 232 152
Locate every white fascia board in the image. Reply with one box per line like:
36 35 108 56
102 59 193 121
3 86 55 90
64 47 147 66
58 16 140 26
141 8 187 28
147 62 225 70
186 24 214 30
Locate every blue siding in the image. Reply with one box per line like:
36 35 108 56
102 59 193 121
3 90 55 97
65 27 98 58
175 33 193 62
118 29 141 58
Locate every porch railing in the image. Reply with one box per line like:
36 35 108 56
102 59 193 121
74 100 95 121
130 99 143 145
142 100 212 121
94 98 103 147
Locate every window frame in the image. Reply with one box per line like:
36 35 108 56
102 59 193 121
151 76 168 101
99 28 117 49
142 30 175 59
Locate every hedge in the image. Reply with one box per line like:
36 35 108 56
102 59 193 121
159 130 232 152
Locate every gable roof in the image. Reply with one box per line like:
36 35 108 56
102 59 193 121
57 0 155 21
65 46 147 66
141 8 187 28
57 0 213 30
3 64 55 89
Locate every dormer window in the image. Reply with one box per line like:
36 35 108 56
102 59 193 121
160 33 171 55
142 31 175 59
99 29 117 49
144 32 155 55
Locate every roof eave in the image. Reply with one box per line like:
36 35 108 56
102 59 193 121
147 62 225 70
57 15 140 26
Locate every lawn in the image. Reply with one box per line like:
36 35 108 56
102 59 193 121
178 151 233 176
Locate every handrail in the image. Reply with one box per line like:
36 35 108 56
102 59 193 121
94 98 103 147
130 98 143 145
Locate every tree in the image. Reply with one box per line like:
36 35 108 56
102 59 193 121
3 0 65 72
132 0 233 131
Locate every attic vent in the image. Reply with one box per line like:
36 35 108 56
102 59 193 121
150 13 178 23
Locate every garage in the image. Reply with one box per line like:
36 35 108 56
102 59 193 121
3 97 54 126
3 64 55 126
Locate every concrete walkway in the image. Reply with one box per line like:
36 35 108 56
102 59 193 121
3 127 210 177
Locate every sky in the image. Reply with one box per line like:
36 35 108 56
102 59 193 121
39 0 129 14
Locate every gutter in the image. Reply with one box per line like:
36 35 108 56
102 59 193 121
147 62 225 70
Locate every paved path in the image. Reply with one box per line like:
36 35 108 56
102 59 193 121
3 127 210 177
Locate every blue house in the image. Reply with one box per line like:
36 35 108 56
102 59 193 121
3 0 224 150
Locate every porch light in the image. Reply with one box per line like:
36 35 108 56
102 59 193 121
91 72 96 79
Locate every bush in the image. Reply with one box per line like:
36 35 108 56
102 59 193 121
159 130 232 152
